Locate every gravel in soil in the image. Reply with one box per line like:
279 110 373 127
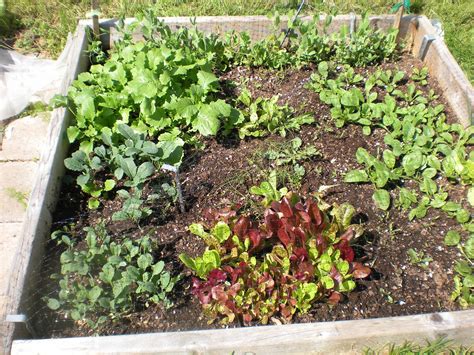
33 53 469 337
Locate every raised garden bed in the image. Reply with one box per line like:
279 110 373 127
6 13 474 354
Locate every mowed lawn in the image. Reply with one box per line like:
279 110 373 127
0 0 472 82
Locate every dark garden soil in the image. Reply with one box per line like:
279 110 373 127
34 52 469 338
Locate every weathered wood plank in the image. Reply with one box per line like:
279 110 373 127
2 25 90 354
412 17 473 126
11 310 474 354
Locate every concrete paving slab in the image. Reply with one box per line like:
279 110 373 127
0 222 23 296
0 115 50 162
0 222 23 352
0 162 37 223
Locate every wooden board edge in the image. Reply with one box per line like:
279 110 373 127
11 310 474 354
408 16 473 126
1 24 90 354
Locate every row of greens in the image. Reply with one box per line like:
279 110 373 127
307 61 473 307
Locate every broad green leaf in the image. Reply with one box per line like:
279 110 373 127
179 253 196 271
402 151 423 176
202 249 221 270
67 126 81 143
332 203 355 230
136 162 155 181
119 157 137 178
468 187 474 207
211 221 231 243
189 223 207 238
104 179 116 191
197 70 218 91
383 150 396 169
88 286 102 302
88 198 100 209
64 150 87 172
372 189 391 210
160 272 171 289
465 236 474 258
318 61 328 77
456 209 470 224
321 275 334 289
137 253 153 270
117 124 138 141
422 168 437 179
152 261 165 276
444 231 460 246
47 298 60 310
344 170 369 183
194 104 221 136
73 90 95 120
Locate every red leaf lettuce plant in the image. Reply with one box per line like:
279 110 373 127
179 192 370 325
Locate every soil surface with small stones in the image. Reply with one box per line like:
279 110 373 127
33 52 468 338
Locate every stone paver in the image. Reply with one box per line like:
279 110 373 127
0 222 23 296
0 115 50 162
0 162 37 223
0 222 23 353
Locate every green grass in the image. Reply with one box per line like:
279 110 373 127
363 337 473 354
0 0 472 82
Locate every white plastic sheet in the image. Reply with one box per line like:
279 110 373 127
0 47 69 121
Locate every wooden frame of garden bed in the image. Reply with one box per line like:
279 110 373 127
5 14 474 354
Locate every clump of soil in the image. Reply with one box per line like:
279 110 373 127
34 53 467 338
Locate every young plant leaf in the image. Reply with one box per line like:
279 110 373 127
372 189 391 210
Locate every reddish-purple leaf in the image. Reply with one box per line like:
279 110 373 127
351 262 371 279
264 210 281 236
277 227 291 247
329 265 343 284
248 229 262 249
243 313 252 325
328 291 341 305
339 228 354 241
233 216 250 239
208 269 227 283
307 199 322 226
280 305 293 320
336 239 355 262
296 261 314 280
211 285 228 302
280 197 294 218
270 200 281 212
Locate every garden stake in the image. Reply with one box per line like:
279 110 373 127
91 0 100 39
162 164 186 213
279 0 305 48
